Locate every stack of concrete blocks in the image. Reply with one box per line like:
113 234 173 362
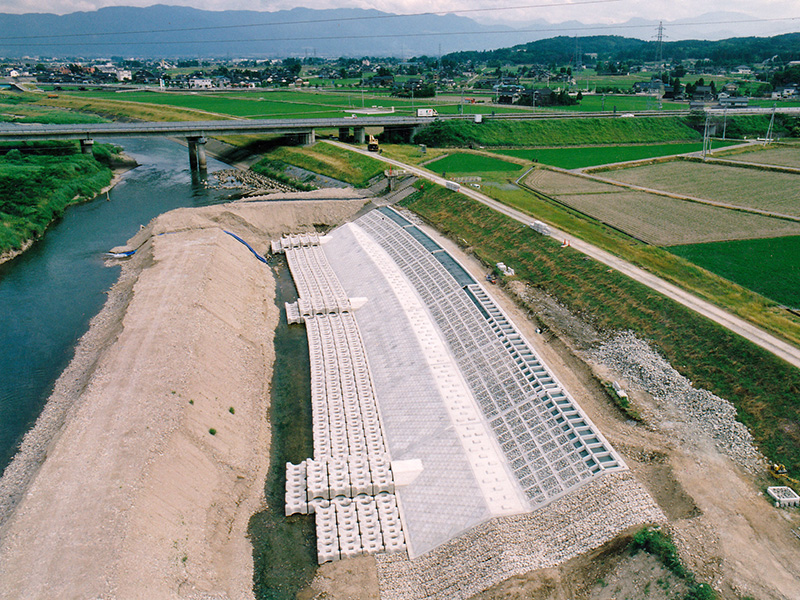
356 494 385 553
348 457 372 496
376 492 406 553
297 297 312 317
285 461 308 515
285 301 302 324
328 457 351 497
370 456 395 494
280 235 408 564
767 486 800 508
314 501 340 563
277 232 320 252
306 460 329 504
334 497 362 558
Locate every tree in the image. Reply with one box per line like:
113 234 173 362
283 58 302 77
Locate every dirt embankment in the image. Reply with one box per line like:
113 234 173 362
0 198 366 599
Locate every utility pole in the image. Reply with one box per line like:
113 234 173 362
722 108 728 140
702 114 711 159
765 103 776 145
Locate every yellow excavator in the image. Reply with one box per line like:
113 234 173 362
367 135 380 152
769 464 800 491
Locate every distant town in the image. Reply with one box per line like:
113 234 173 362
2 45 799 109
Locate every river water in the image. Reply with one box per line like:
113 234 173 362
0 137 233 473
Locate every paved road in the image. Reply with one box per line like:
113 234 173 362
326 139 800 370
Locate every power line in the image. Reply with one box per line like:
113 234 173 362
2 15 799 48
0 1 620 41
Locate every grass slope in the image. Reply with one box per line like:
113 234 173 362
670 236 800 308
0 92 107 124
0 148 113 253
402 184 800 476
413 117 701 148
265 142 385 187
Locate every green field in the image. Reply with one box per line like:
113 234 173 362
670 236 800 308
547 94 687 113
494 140 738 169
426 152 523 174
58 89 526 120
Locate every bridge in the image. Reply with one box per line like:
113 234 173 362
0 106 796 171
0 116 436 171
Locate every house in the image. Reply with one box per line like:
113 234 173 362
718 96 749 108
189 77 213 89
722 82 739 94
633 79 664 94
733 65 752 75
772 86 799 99
693 85 715 101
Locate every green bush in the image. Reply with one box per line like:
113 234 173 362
685 583 717 600
0 152 112 254
631 527 687 578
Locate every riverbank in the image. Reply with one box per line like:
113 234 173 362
0 155 138 266
0 197 366 598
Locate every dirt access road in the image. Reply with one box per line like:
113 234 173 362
326 140 800 370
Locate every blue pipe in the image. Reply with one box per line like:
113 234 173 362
224 230 268 264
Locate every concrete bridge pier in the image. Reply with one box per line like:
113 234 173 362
288 129 316 146
187 136 207 172
382 125 421 143
301 129 316 145
80 138 94 155
354 127 365 144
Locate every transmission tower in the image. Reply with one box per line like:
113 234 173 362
655 21 665 75
573 37 582 73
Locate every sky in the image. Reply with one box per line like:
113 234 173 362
2 0 799 26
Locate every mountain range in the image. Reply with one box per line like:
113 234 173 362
0 5 797 59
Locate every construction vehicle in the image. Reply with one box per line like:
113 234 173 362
367 134 379 152
770 463 800 491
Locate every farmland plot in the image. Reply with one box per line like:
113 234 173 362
602 161 800 217
524 170 800 245
525 168 618 195
721 146 800 170
670 236 800 307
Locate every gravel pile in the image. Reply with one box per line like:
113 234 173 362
207 168 296 194
591 331 764 472
376 471 665 600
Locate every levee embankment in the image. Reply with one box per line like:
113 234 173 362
0 198 366 599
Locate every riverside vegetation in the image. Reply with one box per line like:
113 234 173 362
0 141 120 255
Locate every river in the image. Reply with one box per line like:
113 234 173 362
0 137 233 473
